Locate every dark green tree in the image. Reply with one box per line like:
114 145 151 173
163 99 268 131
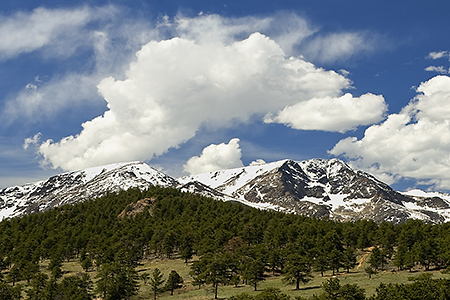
0 281 22 300
55 274 94 300
6 266 20 286
255 288 291 300
321 277 365 300
369 247 385 270
164 270 183 295
95 262 139 300
342 248 357 273
191 252 232 299
149 268 165 300
364 267 377 279
282 253 313 290
26 273 52 300
242 258 266 291
48 255 63 279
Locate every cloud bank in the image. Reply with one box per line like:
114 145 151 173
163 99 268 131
330 75 450 190
184 138 243 174
4 10 383 171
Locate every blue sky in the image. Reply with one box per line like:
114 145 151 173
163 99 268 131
1 0 450 192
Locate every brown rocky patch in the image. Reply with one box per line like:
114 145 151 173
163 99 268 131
118 197 156 218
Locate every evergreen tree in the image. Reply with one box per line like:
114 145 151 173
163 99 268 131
95 262 139 300
282 253 313 290
0 281 22 300
342 247 357 273
55 274 93 300
6 266 20 286
26 273 50 300
149 268 165 300
191 252 232 299
164 270 183 295
241 258 266 291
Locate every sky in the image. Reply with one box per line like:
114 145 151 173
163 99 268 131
1 0 450 192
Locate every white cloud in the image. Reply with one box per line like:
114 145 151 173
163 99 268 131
264 93 387 133
0 6 117 59
37 27 357 171
3 74 103 124
183 138 244 174
23 133 42 150
427 51 449 60
172 13 315 56
1 6 157 125
302 32 375 63
425 66 448 74
18 13 384 171
250 159 267 166
425 66 450 74
330 75 450 190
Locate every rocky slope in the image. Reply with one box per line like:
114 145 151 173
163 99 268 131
180 158 450 223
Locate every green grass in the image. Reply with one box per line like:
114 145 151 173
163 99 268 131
128 251 450 300
4 251 450 300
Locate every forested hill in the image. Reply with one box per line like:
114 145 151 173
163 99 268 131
2 186 450 299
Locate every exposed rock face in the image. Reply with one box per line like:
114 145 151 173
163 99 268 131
181 159 450 224
118 198 156 218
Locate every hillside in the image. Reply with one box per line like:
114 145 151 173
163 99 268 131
1 186 450 299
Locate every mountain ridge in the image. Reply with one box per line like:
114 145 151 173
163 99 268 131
2 159 450 223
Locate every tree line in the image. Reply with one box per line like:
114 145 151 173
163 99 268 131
1 186 450 299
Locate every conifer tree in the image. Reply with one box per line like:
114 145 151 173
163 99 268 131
149 268 165 300
164 270 183 295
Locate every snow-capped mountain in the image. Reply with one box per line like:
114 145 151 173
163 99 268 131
3 158 450 223
0 162 177 220
180 159 450 223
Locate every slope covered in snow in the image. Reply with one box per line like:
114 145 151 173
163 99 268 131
181 158 450 223
3 159 450 223
0 162 177 220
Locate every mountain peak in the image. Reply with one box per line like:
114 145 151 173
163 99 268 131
0 161 177 220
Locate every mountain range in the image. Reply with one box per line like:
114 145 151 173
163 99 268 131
2 159 450 223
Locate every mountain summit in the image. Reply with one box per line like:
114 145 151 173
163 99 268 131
0 162 177 220
2 159 450 223
180 158 450 223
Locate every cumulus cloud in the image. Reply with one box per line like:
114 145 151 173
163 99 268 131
22 13 383 171
329 75 450 190
37 28 357 171
264 93 387 133
183 138 243 174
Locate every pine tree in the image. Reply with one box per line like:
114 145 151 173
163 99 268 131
282 253 313 290
164 270 183 295
149 268 165 300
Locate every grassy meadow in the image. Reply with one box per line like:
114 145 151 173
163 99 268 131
33 248 450 299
